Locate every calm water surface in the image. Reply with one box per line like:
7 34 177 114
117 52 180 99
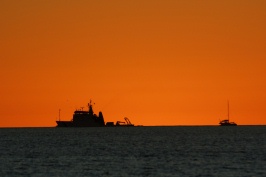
0 126 265 177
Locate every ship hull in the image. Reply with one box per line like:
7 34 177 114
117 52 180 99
56 121 105 127
56 121 74 127
220 123 237 126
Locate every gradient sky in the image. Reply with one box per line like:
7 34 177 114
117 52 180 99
1 0 265 127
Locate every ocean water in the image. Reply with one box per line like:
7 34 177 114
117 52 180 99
0 126 265 177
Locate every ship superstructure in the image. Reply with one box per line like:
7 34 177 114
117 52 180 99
56 101 105 127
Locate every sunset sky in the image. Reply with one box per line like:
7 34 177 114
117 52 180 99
1 0 265 127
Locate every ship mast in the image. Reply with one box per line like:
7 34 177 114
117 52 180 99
88 100 94 115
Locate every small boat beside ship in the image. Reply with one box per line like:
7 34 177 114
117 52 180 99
219 101 237 126
56 101 134 127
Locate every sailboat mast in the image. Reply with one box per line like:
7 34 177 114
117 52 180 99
227 101 229 121
59 109 61 121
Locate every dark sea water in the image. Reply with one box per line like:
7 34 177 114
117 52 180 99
0 126 265 177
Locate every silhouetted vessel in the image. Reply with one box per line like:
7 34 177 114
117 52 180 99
219 119 237 126
56 101 134 127
219 101 237 126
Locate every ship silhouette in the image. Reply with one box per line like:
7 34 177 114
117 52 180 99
56 100 134 127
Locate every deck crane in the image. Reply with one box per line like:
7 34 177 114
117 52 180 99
115 117 134 126
124 117 133 125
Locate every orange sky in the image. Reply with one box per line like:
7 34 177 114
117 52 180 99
0 0 265 127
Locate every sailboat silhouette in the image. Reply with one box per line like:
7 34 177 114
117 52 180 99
219 101 237 126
